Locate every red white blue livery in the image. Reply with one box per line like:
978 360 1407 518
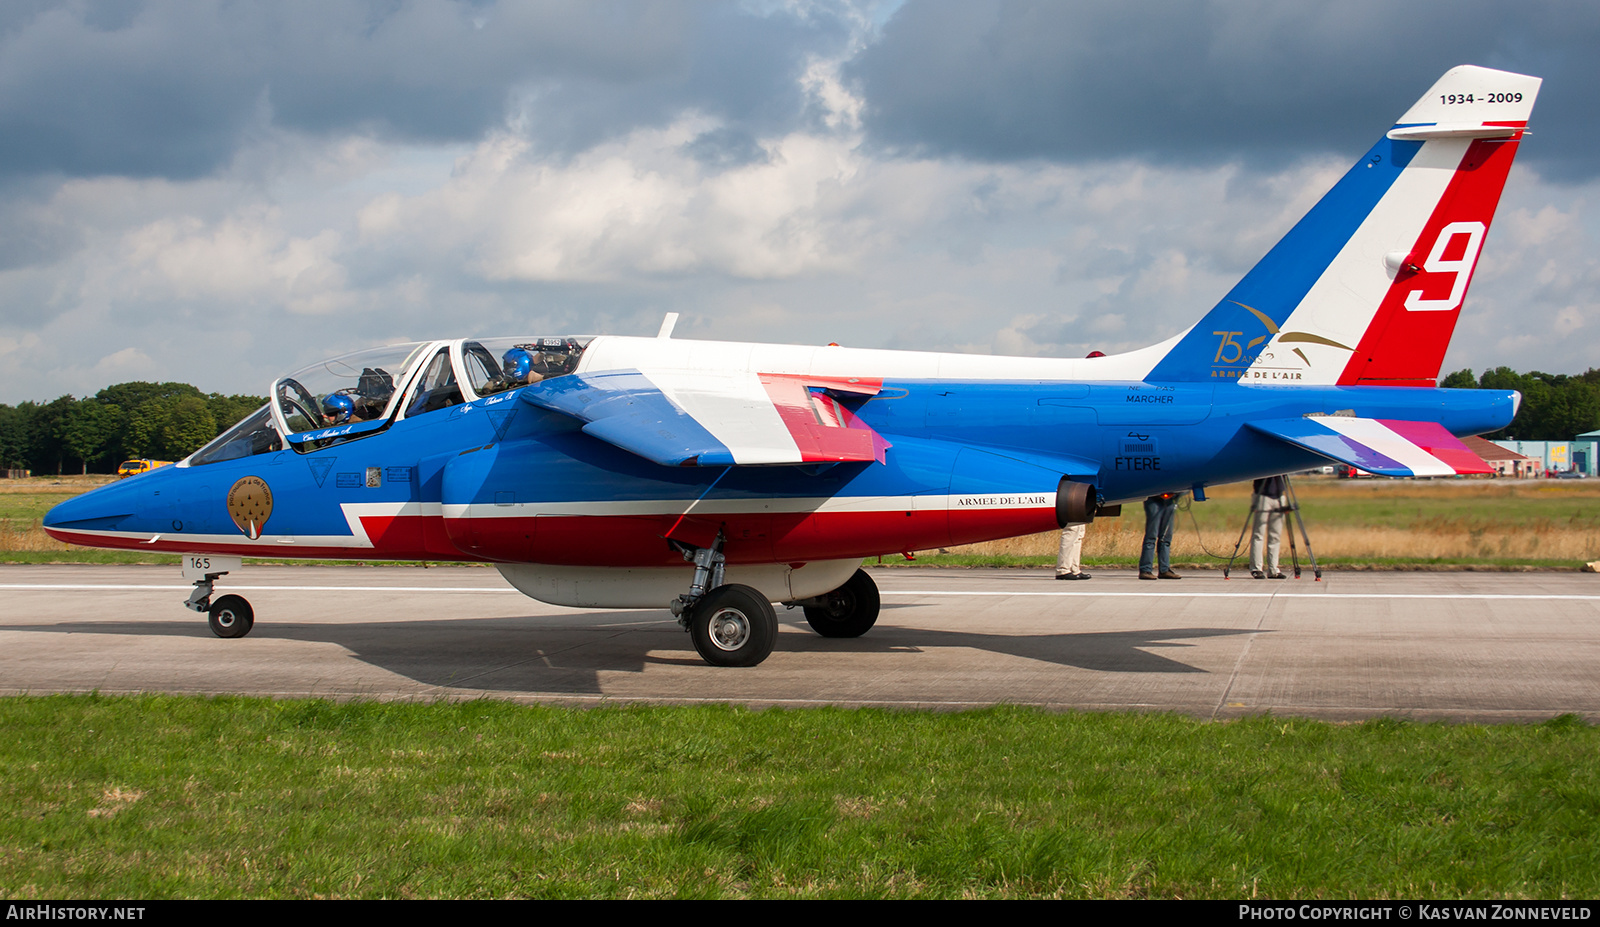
45 66 1540 666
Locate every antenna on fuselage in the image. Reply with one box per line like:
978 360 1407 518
657 312 679 339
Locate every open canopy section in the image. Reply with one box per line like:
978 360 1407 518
276 342 430 434
189 336 595 462
459 337 590 400
271 342 431 452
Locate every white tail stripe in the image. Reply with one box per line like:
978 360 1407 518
1244 141 1462 383
1315 417 1455 477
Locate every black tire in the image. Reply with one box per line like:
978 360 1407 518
803 569 880 638
689 584 777 667
208 594 254 639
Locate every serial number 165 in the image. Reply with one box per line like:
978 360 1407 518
182 554 242 580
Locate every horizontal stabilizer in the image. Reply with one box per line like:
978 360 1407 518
1246 417 1490 477
521 369 889 467
1388 65 1540 140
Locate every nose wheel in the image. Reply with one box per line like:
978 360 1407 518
184 571 256 639
207 594 255 639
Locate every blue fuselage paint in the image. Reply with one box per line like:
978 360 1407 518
45 380 1515 553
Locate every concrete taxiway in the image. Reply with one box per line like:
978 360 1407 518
1 563 1596 722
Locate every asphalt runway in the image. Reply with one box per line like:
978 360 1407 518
2 563 1598 722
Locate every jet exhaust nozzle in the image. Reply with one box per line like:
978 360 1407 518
1056 478 1095 527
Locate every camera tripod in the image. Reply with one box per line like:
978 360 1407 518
1223 475 1321 581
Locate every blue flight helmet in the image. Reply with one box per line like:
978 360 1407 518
322 392 354 424
502 348 534 384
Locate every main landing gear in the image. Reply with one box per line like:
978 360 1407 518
790 569 880 639
671 531 777 667
669 534 887 667
184 570 255 639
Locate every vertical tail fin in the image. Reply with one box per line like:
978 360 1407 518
1147 65 1540 386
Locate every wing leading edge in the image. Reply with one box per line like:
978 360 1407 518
1247 416 1490 477
521 369 890 467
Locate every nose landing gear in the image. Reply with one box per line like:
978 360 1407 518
206 594 255 639
182 558 255 639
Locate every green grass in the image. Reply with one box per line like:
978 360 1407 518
0 492 79 522
2 696 1596 899
0 549 185 565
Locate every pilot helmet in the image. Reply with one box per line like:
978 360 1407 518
322 392 355 424
502 348 534 383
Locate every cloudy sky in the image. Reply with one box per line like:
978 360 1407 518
2 0 1598 404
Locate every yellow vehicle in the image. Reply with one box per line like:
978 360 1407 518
117 459 173 479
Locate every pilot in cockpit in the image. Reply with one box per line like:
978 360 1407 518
319 366 395 426
501 347 538 390
475 340 583 396
322 391 377 428
321 392 356 427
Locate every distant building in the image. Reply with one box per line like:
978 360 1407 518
1469 437 1538 477
1489 439 1571 475
1572 430 1600 476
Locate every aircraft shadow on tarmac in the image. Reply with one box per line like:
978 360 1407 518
9 612 1266 696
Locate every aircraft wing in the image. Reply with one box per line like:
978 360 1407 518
520 369 891 467
1246 417 1491 477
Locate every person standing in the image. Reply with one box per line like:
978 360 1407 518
1055 522 1090 580
1250 475 1289 579
1139 492 1182 580
1057 348 1109 581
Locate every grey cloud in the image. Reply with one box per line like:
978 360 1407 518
0 177 82 272
682 127 770 170
0 4 265 178
0 1 851 181
847 0 1600 179
503 3 850 158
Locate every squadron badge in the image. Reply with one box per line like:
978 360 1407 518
227 476 273 539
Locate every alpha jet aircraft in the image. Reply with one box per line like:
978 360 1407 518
45 65 1537 667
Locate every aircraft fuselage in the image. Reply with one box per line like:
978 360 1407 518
44 375 1515 567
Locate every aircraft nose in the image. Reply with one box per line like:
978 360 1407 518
42 480 141 533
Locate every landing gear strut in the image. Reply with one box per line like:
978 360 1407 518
670 530 777 667
184 570 255 639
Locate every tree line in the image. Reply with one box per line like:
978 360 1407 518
0 382 264 475
1441 367 1600 441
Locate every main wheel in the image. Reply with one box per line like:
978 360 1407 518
688 584 777 667
803 569 880 638
208 594 254 639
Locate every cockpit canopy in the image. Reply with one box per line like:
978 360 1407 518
186 336 591 466
276 342 429 437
